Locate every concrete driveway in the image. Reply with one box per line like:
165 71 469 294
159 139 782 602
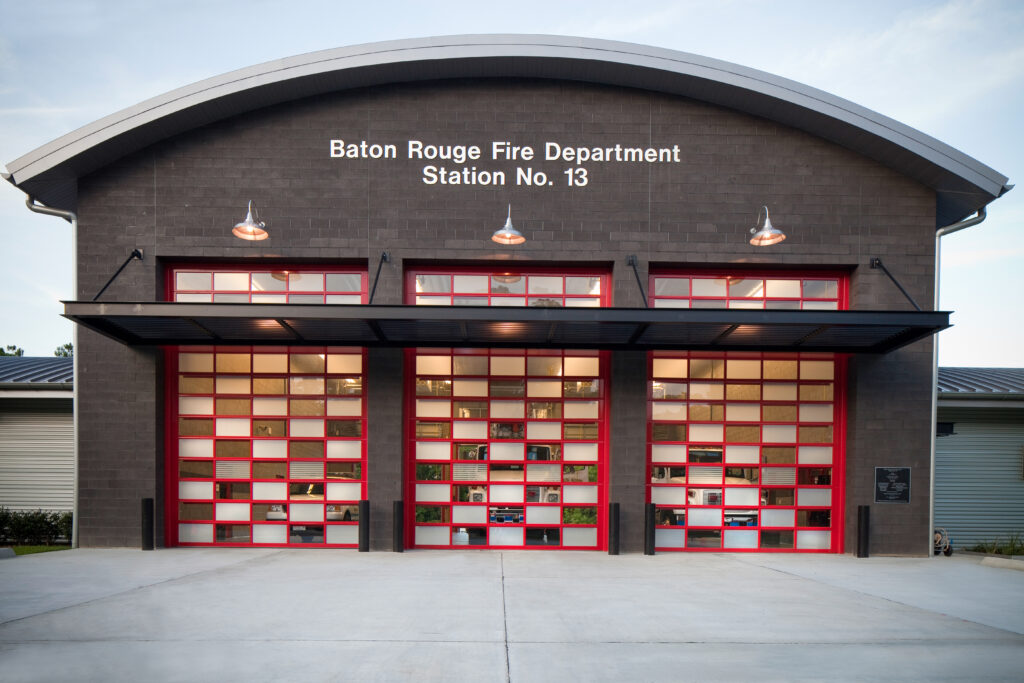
1 549 1021 682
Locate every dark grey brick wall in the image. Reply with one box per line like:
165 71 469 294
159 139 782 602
366 347 404 550
73 78 936 553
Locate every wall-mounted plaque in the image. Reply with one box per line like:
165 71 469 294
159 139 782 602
875 467 911 503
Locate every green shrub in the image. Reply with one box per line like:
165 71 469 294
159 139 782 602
0 506 73 545
969 533 1024 556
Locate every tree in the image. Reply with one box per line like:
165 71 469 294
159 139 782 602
54 343 73 358
0 345 24 356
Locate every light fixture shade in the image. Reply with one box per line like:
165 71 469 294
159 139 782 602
749 206 786 246
492 204 526 245
232 200 269 241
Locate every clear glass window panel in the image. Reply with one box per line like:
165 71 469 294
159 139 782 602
288 354 323 374
527 380 562 398
325 273 363 292
416 355 452 375
799 446 833 464
653 382 687 399
213 272 249 291
527 276 562 294
802 301 838 310
653 278 689 297
289 399 324 416
213 293 250 303
490 356 525 376
179 353 214 373
453 275 488 293
802 280 838 299
563 357 599 377
289 377 324 395
761 509 795 527
688 509 723 526
565 277 601 295
765 279 801 297
689 383 723 400
726 403 760 421
526 357 561 377
763 361 798 380
453 422 487 440
452 296 483 307
800 384 834 401
765 300 802 309
797 530 831 549
729 279 764 298
691 278 726 297
416 275 451 293
529 297 563 308
176 293 213 302
416 400 451 418
651 445 686 463
253 440 288 459
176 272 211 291
253 354 288 373
652 358 687 379
564 401 599 419
801 361 835 380
690 359 725 379
690 302 726 312
251 273 288 292
763 383 797 400
453 356 488 375
799 404 833 422
560 443 595 462
490 275 526 294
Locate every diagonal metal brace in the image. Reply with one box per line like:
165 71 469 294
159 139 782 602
870 258 922 311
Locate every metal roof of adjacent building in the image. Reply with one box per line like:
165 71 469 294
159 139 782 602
0 357 73 386
938 367 1024 398
2 34 1011 227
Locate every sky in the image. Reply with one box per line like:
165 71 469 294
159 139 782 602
1 0 1021 365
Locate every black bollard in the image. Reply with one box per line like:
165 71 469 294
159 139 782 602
141 498 154 551
608 502 620 555
644 502 656 555
857 505 870 558
393 500 404 552
358 500 370 552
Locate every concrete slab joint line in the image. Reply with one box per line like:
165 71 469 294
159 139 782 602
501 552 511 683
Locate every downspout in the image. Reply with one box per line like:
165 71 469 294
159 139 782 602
23 197 80 549
929 207 986 557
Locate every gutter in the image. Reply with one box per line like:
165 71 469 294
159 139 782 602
21 195 80 550
929 207 989 558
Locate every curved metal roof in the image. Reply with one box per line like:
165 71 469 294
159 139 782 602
938 367 1024 397
0 357 73 385
3 34 1011 226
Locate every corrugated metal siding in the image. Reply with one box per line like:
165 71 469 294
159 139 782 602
935 408 1024 548
0 399 73 511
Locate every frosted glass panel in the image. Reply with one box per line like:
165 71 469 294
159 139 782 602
651 403 686 421
179 397 213 415
253 355 287 373
452 506 487 524
761 509 795 527
416 356 451 375
216 377 250 394
490 527 524 546
180 439 213 458
415 526 450 545
765 279 801 297
726 404 760 422
289 504 324 522
763 384 797 400
652 359 687 378
490 485 523 503
727 360 761 379
416 400 451 418
527 357 562 376
799 404 833 422
763 426 797 443
328 399 362 417
453 422 487 439
490 401 524 418
290 419 325 438
179 353 213 373
327 354 361 374
527 380 562 397
415 484 450 502
724 488 759 506
326 525 358 544
564 401 599 419
490 443 524 460
563 357 599 377
252 482 287 500
689 383 724 400
453 380 488 397
216 503 249 521
656 529 685 548
527 422 561 439
326 441 361 459
526 506 561 524
797 530 831 549
564 486 598 504
216 419 249 437
688 508 722 526
562 527 598 547
564 443 598 461
414 442 450 461
326 483 361 500
724 530 758 549
253 525 287 544
490 357 525 375
798 488 832 506
799 447 833 464
689 424 724 442
651 487 687 505
179 524 213 543
179 481 213 499
801 361 834 380
253 398 288 415
725 446 759 463
651 445 686 463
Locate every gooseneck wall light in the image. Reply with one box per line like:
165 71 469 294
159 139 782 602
232 200 269 241
491 204 526 245
749 205 786 246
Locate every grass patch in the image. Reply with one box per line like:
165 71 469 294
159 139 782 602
10 545 71 556
969 533 1024 556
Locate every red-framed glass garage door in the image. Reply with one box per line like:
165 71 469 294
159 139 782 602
405 268 610 549
166 265 368 547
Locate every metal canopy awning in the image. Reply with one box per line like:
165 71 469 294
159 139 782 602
62 302 951 354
